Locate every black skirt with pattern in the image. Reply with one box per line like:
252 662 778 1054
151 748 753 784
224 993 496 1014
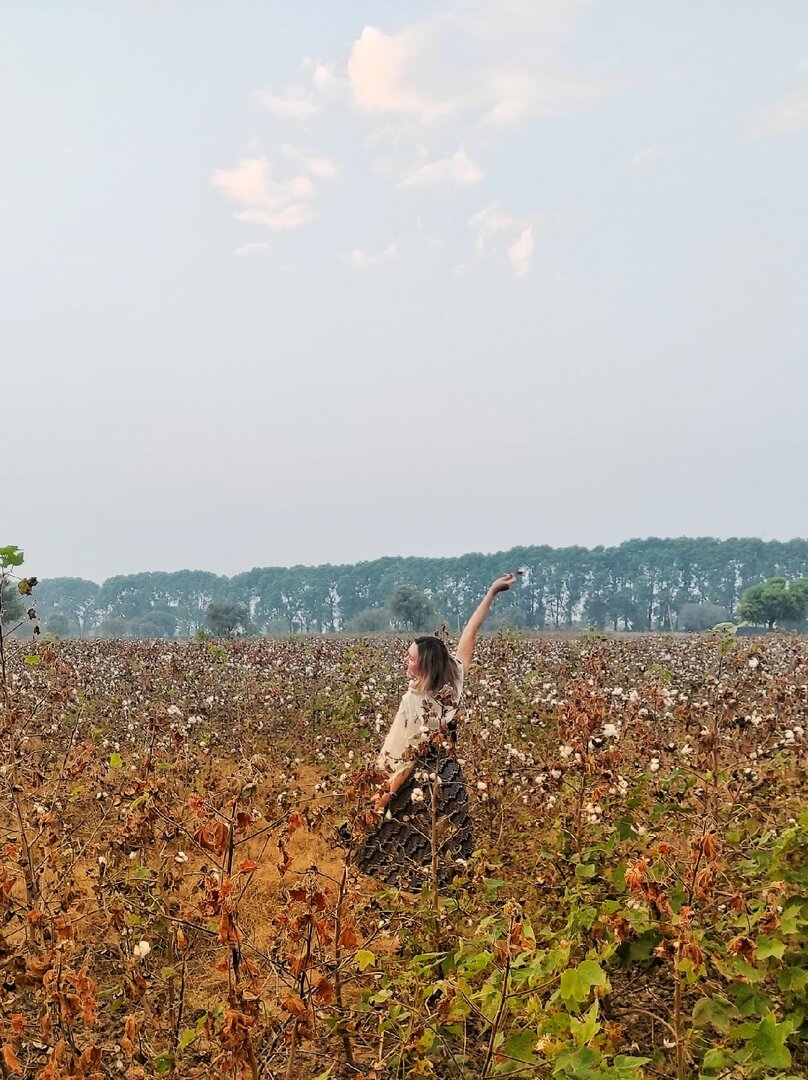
354 744 474 891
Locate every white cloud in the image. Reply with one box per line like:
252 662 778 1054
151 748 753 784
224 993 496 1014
631 142 673 168
467 199 538 278
234 241 271 257
343 243 399 269
508 227 534 277
797 57 808 73
448 0 598 49
481 64 613 128
347 25 451 120
469 199 519 252
211 156 321 231
746 86 808 137
212 157 274 205
345 10 613 134
255 85 319 118
281 144 337 179
345 23 466 123
311 60 340 90
400 146 483 187
235 203 314 230
255 58 348 120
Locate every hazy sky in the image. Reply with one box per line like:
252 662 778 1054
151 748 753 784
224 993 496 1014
3 1 807 583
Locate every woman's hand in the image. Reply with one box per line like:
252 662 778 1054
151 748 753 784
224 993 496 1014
457 573 520 670
489 573 516 595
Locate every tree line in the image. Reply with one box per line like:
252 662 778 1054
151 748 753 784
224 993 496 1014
26 537 808 638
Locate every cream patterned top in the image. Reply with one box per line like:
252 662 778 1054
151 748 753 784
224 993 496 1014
377 655 464 781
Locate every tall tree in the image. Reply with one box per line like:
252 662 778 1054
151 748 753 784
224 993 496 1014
36 577 100 637
205 601 250 636
737 578 807 629
388 586 436 632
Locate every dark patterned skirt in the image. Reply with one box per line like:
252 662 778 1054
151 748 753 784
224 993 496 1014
354 745 474 891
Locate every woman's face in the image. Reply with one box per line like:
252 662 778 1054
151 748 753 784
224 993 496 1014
406 642 421 681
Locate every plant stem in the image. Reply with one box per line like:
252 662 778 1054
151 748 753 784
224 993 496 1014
333 859 355 1072
481 911 515 1079
673 961 685 1080
431 757 440 911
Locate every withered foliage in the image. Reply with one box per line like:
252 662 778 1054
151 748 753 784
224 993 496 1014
0 632 804 1077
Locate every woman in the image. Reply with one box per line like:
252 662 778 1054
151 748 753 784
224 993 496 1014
353 573 516 890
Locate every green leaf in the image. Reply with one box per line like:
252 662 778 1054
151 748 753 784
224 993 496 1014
356 949 376 971
700 1048 729 1071
778 967 808 993
0 545 24 568
575 863 596 879
729 957 765 983
559 960 606 1008
178 1027 198 1050
498 1030 538 1065
617 930 661 964
778 906 802 935
109 752 123 768
612 1055 652 1073
611 863 627 890
615 818 635 841
751 1013 792 1069
559 968 587 1005
731 982 772 1017
24 654 40 664
483 877 508 900
460 949 493 976
416 1029 435 1052
756 936 786 960
577 959 607 990
569 1001 600 1047
552 1044 601 1075
153 1051 175 1075
692 995 736 1034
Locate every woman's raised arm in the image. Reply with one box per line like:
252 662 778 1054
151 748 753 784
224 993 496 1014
455 573 516 673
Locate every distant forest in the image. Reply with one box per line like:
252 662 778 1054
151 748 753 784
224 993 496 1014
31 537 808 638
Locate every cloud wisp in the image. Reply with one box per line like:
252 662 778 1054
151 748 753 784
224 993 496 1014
631 142 673 168
251 3 613 143
508 227 535 278
234 241 271 258
212 150 336 232
399 146 483 187
343 243 399 270
746 86 808 138
343 12 615 135
466 199 537 277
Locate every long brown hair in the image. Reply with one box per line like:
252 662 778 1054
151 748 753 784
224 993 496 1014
413 635 458 698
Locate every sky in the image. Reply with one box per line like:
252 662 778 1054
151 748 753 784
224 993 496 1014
2 1 807 583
